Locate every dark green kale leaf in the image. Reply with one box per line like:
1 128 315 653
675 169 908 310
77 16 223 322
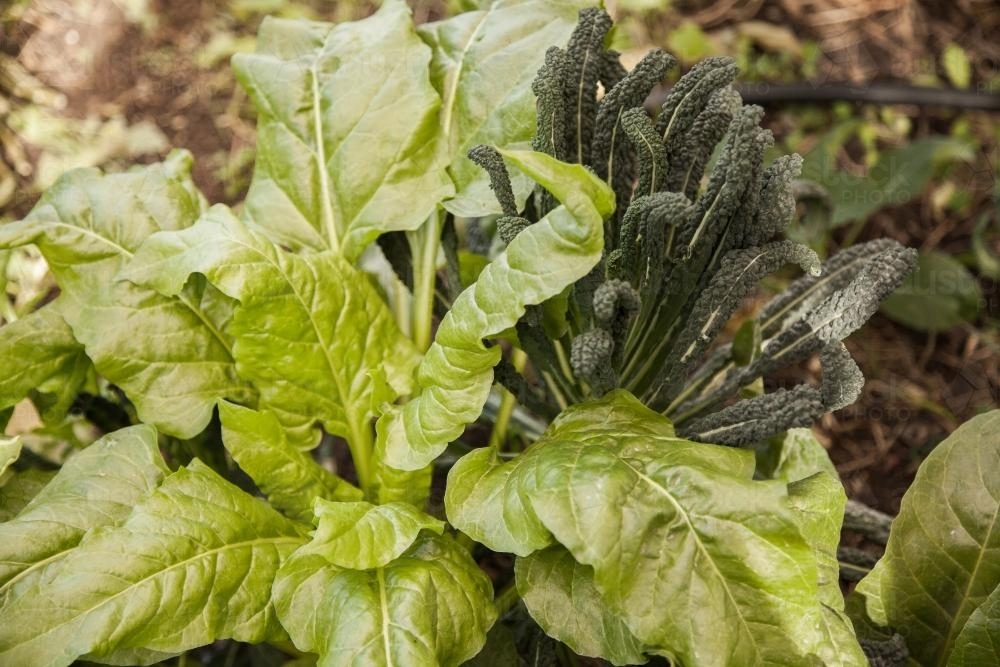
470 7 917 448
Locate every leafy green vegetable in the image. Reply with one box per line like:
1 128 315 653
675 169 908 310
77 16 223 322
448 391 856 664
219 401 363 523
0 151 253 438
0 459 305 667
274 530 495 666
0 468 55 523
855 410 1000 665
0 304 88 422
0 425 169 595
786 473 869 666
755 427 839 483
418 0 592 216
515 546 648 664
474 11 917 449
233 0 454 260
296 498 445 570
947 584 1000 666
123 205 420 487
0 4 947 665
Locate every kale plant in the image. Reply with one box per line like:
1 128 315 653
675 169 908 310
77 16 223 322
1 3 997 667
465 8 917 448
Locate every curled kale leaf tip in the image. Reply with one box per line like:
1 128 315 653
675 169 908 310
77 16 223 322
570 328 616 395
593 280 640 327
468 144 518 217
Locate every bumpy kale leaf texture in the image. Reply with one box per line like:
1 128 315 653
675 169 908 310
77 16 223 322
472 7 917 446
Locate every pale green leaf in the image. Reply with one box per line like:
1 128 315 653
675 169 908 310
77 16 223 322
368 367 435 506
942 43 972 89
0 461 306 667
445 445 552 556
0 469 55 523
446 390 747 556
274 533 496 667
219 401 362 523
447 391 833 665
232 0 454 260
543 390 753 476
787 474 868 666
0 152 252 438
0 425 168 595
124 205 421 453
542 385 679 442
880 251 981 331
418 0 592 216
0 303 89 422
297 499 444 570
379 149 614 471
369 450 434 507
947 583 1000 666
666 21 715 63
523 445 822 665
516 546 648 665
856 410 1000 666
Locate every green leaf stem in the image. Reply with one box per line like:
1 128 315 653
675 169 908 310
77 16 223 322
379 149 614 471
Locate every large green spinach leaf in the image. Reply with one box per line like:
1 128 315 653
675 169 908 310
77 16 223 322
273 500 495 666
418 0 592 216
233 0 454 259
516 546 649 664
0 152 253 438
219 401 363 523
787 473 869 666
855 410 1000 666
0 426 168 597
0 452 305 667
0 303 88 422
123 205 420 488
447 390 860 665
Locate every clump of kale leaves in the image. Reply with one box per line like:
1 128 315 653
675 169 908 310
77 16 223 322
467 8 916 446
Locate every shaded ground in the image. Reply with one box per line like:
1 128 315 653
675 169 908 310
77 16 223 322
2 0 998 521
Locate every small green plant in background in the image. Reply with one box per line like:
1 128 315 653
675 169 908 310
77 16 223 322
0 3 997 666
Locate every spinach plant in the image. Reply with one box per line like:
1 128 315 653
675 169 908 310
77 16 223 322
0 2 996 666
849 410 1000 667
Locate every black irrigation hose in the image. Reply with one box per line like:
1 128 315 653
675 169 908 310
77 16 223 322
646 82 1000 112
